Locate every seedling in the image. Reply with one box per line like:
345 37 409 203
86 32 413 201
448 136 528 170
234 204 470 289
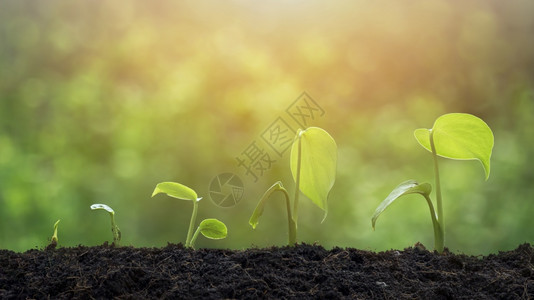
90 203 121 246
152 182 228 248
51 219 60 244
372 113 494 253
249 127 337 246
46 219 61 250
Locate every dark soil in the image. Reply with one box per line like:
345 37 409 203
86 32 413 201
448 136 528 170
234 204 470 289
1 243 532 299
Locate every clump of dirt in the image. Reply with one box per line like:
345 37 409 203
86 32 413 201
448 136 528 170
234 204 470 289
0 243 532 299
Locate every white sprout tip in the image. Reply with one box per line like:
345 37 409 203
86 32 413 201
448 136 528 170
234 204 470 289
90 204 114 213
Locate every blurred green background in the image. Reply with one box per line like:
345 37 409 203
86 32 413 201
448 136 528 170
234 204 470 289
1 0 533 254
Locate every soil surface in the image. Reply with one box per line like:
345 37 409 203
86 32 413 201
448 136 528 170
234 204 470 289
0 243 532 299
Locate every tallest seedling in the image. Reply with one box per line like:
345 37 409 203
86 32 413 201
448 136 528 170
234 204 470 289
372 113 494 253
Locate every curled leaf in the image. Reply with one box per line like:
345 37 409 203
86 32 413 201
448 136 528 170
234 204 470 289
372 180 432 230
90 204 115 215
249 182 288 229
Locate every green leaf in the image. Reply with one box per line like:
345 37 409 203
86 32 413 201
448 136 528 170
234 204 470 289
198 218 227 239
290 127 337 218
372 180 432 230
249 181 287 229
151 182 199 201
414 113 494 180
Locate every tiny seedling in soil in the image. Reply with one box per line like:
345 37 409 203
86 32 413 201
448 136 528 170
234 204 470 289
152 182 227 248
90 204 121 247
249 127 337 246
372 113 494 253
46 219 61 250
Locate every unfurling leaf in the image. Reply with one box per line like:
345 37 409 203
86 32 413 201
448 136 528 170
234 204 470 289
372 180 432 230
90 204 115 215
249 181 287 229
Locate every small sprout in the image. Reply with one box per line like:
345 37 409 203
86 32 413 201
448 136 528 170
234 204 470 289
51 219 60 244
46 219 61 250
90 203 121 247
152 182 228 248
372 113 494 253
249 127 337 246
190 218 227 249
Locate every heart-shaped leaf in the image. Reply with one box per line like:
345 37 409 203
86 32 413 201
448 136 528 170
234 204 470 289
151 182 199 201
372 180 432 229
290 127 337 219
198 218 227 239
414 113 494 180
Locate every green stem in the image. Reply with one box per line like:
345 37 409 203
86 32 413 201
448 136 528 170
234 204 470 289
110 213 121 247
249 182 297 246
278 187 297 246
185 199 199 248
423 194 444 253
190 226 201 249
429 130 444 252
292 131 303 226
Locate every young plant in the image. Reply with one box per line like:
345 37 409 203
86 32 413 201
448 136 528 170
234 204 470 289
151 182 227 248
90 204 121 246
372 113 494 253
51 219 60 244
46 219 61 250
249 127 337 246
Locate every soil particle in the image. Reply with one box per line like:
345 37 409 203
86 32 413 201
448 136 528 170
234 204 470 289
0 243 532 299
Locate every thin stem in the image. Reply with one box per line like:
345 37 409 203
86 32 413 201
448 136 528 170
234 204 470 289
190 226 201 249
292 132 303 226
110 213 121 247
278 187 297 245
429 130 444 252
423 194 444 253
185 199 199 248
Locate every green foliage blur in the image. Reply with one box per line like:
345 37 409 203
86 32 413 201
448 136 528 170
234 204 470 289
1 0 533 254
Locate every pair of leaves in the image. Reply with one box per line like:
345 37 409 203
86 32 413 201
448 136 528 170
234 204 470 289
290 127 337 219
152 182 226 239
373 113 494 231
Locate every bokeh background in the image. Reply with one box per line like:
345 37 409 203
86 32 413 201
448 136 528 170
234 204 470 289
1 0 533 254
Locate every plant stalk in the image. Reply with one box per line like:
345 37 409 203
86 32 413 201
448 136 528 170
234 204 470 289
429 130 444 253
186 199 199 248
190 226 201 249
279 187 297 245
110 213 121 247
423 194 444 253
292 132 303 226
